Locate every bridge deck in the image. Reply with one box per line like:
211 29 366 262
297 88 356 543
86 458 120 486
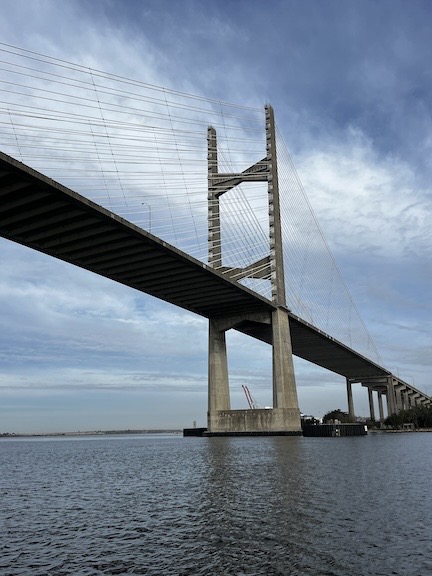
0 151 390 380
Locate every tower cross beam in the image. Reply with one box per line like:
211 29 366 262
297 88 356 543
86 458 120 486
219 255 271 281
209 156 268 197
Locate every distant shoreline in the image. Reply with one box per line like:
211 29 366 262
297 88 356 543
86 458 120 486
2 427 432 439
377 428 432 433
0 429 183 438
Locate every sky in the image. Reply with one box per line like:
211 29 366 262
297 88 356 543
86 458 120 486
0 0 431 433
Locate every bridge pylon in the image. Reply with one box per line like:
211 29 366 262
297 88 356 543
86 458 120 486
206 105 301 435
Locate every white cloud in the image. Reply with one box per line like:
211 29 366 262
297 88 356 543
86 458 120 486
297 128 432 260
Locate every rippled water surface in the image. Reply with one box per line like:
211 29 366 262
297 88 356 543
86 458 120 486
1 432 431 575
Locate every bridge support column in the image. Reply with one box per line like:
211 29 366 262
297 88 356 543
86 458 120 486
386 377 398 416
271 307 301 428
408 391 414 408
404 390 411 410
368 387 376 421
400 389 406 410
208 319 231 421
411 393 420 407
378 391 385 422
346 379 355 421
395 386 403 412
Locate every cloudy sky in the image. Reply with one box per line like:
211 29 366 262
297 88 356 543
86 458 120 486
0 0 431 433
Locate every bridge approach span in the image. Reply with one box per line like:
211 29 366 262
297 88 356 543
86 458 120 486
0 151 389 381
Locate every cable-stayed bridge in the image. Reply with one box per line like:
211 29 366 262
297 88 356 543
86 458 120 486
0 44 430 433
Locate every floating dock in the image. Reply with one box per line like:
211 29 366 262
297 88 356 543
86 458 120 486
183 427 208 437
302 423 367 437
183 423 367 437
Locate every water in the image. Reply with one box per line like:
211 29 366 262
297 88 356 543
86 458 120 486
1 433 431 576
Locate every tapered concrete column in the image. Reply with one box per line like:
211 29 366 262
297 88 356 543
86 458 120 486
346 379 355 421
404 392 410 409
395 387 403 412
271 307 299 412
385 394 392 417
208 320 230 415
368 387 376 421
386 378 397 415
378 391 385 422
399 388 405 410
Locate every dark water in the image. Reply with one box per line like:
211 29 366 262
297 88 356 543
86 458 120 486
1 433 431 576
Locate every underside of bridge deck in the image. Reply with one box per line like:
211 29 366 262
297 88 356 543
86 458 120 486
235 316 389 379
0 150 391 381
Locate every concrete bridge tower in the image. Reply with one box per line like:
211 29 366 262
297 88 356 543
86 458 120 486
206 105 301 435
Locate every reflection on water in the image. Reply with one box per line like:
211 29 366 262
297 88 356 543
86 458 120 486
1 433 431 575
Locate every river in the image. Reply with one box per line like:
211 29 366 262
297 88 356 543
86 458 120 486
0 432 431 575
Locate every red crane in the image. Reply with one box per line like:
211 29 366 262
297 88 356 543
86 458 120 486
242 385 260 409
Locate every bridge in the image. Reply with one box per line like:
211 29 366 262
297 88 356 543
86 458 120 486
0 45 430 433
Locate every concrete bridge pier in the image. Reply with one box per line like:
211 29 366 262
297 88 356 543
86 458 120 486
404 389 411 410
348 375 420 424
208 318 231 418
348 378 391 422
386 377 398 416
346 378 355 420
367 387 376 421
207 308 301 435
272 309 298 408
395 385 403 413
377 391 385 422
352 376 431 425
400 388 408 410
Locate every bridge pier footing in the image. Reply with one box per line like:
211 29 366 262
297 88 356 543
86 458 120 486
207 408 302 436
207 308 302 435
